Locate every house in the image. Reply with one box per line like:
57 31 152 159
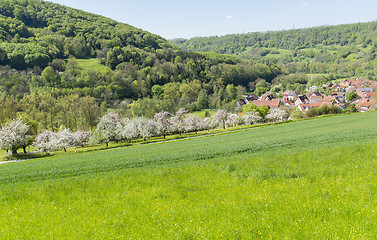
345 86 357 93
357 98 376 112
298 102 332 114
310 92 322 97
304 91 314 98
322 83 333 91
334 96 345 104
245 94 258 103
309 95 334 104
339 80 350 88
361 88 374 93
336 85 346 91
294 95 309 105
260 92 274 101
330 92 346 97
252 99 281 109
283 98 295 106
283 91 299 100
356 92 375 98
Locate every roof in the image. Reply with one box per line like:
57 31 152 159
356 92 375 98
311 92 322 97
298 102 332 113
283 91 298 96
309 96 335 103
361 88 374 92
330 92 346 96
260 93 274 101
295 95 309 104
357 98 376 111
246 94 258 101
252 99 281 109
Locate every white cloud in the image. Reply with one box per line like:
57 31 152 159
226 15 233 20
301 3 310 7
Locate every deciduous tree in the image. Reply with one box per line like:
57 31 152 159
0 117 30 155
211 109 228 129
154 111 171 138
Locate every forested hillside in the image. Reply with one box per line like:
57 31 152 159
172 21 377 77
0 0 283 132
0 0 170 69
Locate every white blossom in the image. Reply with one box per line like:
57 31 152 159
154 111 171 138
266 109 289 122
184 114 202 134
226 113 241 127
169 108 188 134
200 117 211 131
134 118 159 140
33 130 55 153
52 128 76 152
118 119 139 141
242 110 262 125
211 109 228 129
0 117 30 154
92 112 122 145
73 130 92 146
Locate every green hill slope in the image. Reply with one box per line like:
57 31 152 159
0 0 170 70
0 0 283 125
1 112 377 238
172 21 377 77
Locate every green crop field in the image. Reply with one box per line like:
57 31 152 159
1 112 377 238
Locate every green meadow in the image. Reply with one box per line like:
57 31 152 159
1 112 377 238
77 58 107 71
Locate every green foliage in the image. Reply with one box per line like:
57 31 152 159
0 0 284 121
1 113 377 238
255 104 269 119
289 107 303 120
254 87 269 96
346 92 359 102
306 105 343 118
76 58 106 71
0 0 170 69
173 21 377 77
242 102 257 113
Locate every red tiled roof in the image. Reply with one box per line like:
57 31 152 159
356 92 375 98
298 102 332 113
252 99 280 108
357 98 375 111
309 96 335 102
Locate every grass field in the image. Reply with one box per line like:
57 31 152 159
189 109 217 118
77 58 107 71
1 112 377 238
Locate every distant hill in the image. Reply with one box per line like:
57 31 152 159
171 21 377 77
172 22 377 54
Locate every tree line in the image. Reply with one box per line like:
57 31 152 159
0 107 289 155
172 21 377 78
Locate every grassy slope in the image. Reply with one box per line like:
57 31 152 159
77 59 107 71
1 112 377 238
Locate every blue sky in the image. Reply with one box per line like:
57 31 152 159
47 0 377 39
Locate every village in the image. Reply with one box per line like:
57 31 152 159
239 78 377 114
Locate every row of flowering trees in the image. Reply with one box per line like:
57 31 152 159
90 108 289 146
0 118 92 155
0 107 288 155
